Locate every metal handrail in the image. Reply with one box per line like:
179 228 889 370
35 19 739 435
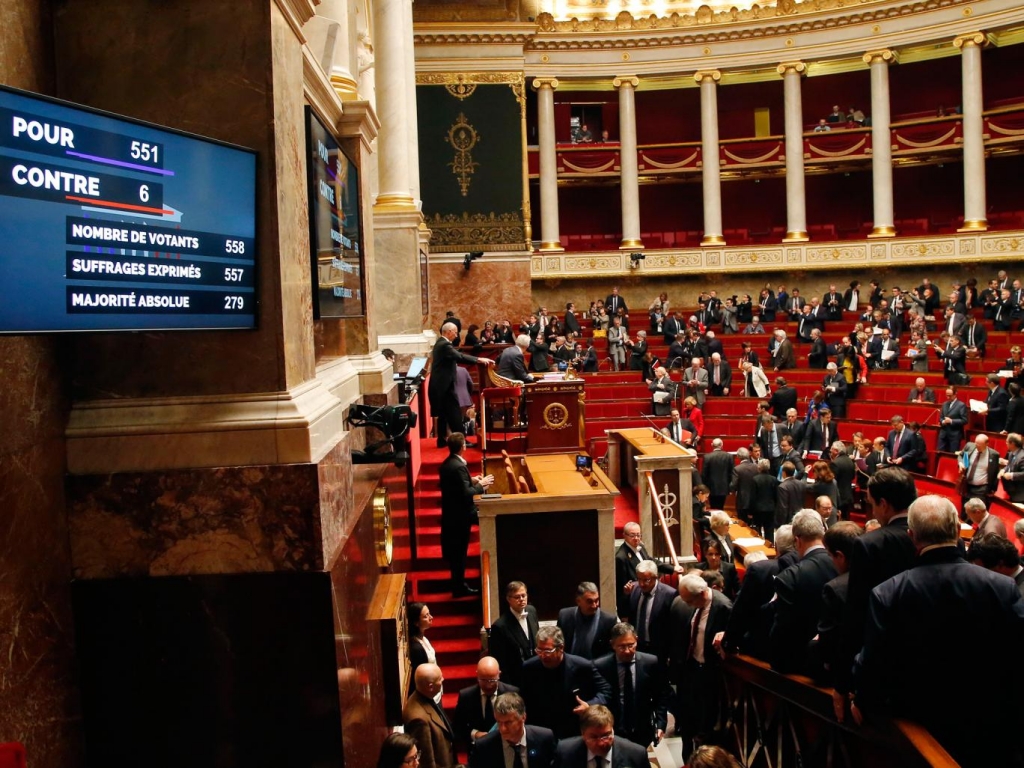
480 549 492 654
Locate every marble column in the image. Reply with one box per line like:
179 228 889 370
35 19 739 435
777 61 808 242
532 77 563 251
312 0 359 100
614 75 643 250
954 32 989 231
695 70 724 246
401 0 421 207
372 0 415 209
864 49 897 238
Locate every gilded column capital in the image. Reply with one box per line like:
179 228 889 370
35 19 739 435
612 75 640 89
776 61 806 76
953 31 991 49
532 77 559 90
694 70 722 84
862 49 899 65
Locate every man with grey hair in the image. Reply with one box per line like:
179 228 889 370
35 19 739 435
808 328 828 369
960 432 1000 505
823 361 848 416
854 495 1024 766
964 497 1007 538
469 691 557 768
708 351 732 396
557 581 617 660
731 446 759 526
429 321 494 446
628 560 677 666
768 510 837 674
496 333 536 384
682 356 709 406
779 407 806 449
702 437 734 510
719 550 776 659
519 625 611 739
670 571 732 756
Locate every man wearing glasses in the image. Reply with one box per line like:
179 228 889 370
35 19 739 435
519 626 611 739
552 705 651 767
469 692 557 768
593 623 670 748
402 663 455 768
627 561 678 667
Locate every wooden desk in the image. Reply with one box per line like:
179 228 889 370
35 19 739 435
729 522 777 560
606 428 698 567
477 453 619 619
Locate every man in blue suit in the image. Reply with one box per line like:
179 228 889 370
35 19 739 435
470 692 557 768
593 623 670 748
553 706 651 768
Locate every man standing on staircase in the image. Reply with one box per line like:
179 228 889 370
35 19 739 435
439 433 493 598
430 322 494 447
403 663 456 768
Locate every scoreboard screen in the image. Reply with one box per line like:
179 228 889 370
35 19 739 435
0 85 258 333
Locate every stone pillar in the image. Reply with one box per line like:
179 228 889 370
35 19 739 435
695 70 724 246
309 0 359 100
614 75 643 250
954 32 989 231
372 0 415 209
401 0 421 207
532 77 563 251
777 61 808 242
864 49 897 238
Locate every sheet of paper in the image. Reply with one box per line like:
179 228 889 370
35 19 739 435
733 537 766 547
969 399 987 413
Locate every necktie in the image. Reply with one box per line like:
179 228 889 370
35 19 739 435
969 327 974 346
595 757 607 768
714 366 720 385
484 693 493 722
621 662 635 732
823 426 829 448
687 607 703 660
968 451 982 483
893 430 901 456
510 743 524 768
638 592 652 643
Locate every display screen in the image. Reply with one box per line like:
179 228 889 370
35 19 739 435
305 106 365 319
0 85 257 333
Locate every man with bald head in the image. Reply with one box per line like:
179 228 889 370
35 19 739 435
854 496 1024 767
403 663 456 768
454 656 519 750
960 433 1000 505
429 321 494 446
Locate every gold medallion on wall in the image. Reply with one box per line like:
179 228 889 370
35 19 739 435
372 487 393 567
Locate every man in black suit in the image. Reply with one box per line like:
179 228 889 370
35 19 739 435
983 373 1010 432
439 433 493 596
854 496 1024 767
701 438 734 510
865 327 899 370
730 447 760 526
707 353 732 397
605 287 628 316
936 334 967 382
470 692 557 768
801 408 840 457
824 284 844 321
671 572 732 756
937 386 969 453
966 532 1024 597
957 314 987 357
883 415 920 470
775 462 804 530
520 626 611 739
662 311 683 346
455 656 519 750
778 436 805 480
594 622 670 748
628 560 677 667
822 362 848 417
906 377 935 403
496 334 536 383
489 581 540 688
777 408 805 450
768 510 839 674
807 327 827 366
614 523 682 620
1000 433 1024 503
721 551 777 660
808 521 860 684
829 441 856 516
553 706 650 768
960 433 1001 504
557 582 618 660
429 322 494 445
750 458 781 542
832 467 917 723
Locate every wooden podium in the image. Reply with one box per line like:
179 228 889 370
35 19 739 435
524 378 585 454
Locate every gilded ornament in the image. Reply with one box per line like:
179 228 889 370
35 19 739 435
446 113 481 196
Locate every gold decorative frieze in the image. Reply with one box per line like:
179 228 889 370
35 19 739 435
891 240 954 258
428 211 526 252
805 245 867 264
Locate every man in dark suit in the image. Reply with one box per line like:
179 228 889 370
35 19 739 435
775 462 804 530
429 322 493 445
489 581 540 688
469 692 557 768
552 706 650 768
854 496 1024 767
824 284 844 321
964 497 1008 538
809 521 860 684
751 459 781 542
605 287 628 315
832 467 917 723
770 330 796 371
594 623 670 748
439 433 493 596
778 436 805 480
721 551 777 660
863 437 890 477
906 377 935 403
777 406 805 448
883 415 920 470
966 532 1024 597
865 327 899 370
615 523 681 620
958 314 987 357
520 626 611 739
936 334 967 383
496 334 537 383
984 373 1010 432
1000 433 1024 503
455 656 519 750
829 442 856 516
768 510 839 674
701 438 734 510
662 311 683 346
707 353 732 396
960 433 1001 504
785 288 806 317
730 447 760 526
403 664 456 768
671 572 732 756
937 386 969 453
800 408 840 456
822 362 848 417
628 560 677 667
557 582 618 661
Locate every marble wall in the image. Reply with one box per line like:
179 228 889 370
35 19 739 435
0 1 85 766
428 257 533 334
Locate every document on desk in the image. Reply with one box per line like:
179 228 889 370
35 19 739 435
969 399 988 413
733 537 766 547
